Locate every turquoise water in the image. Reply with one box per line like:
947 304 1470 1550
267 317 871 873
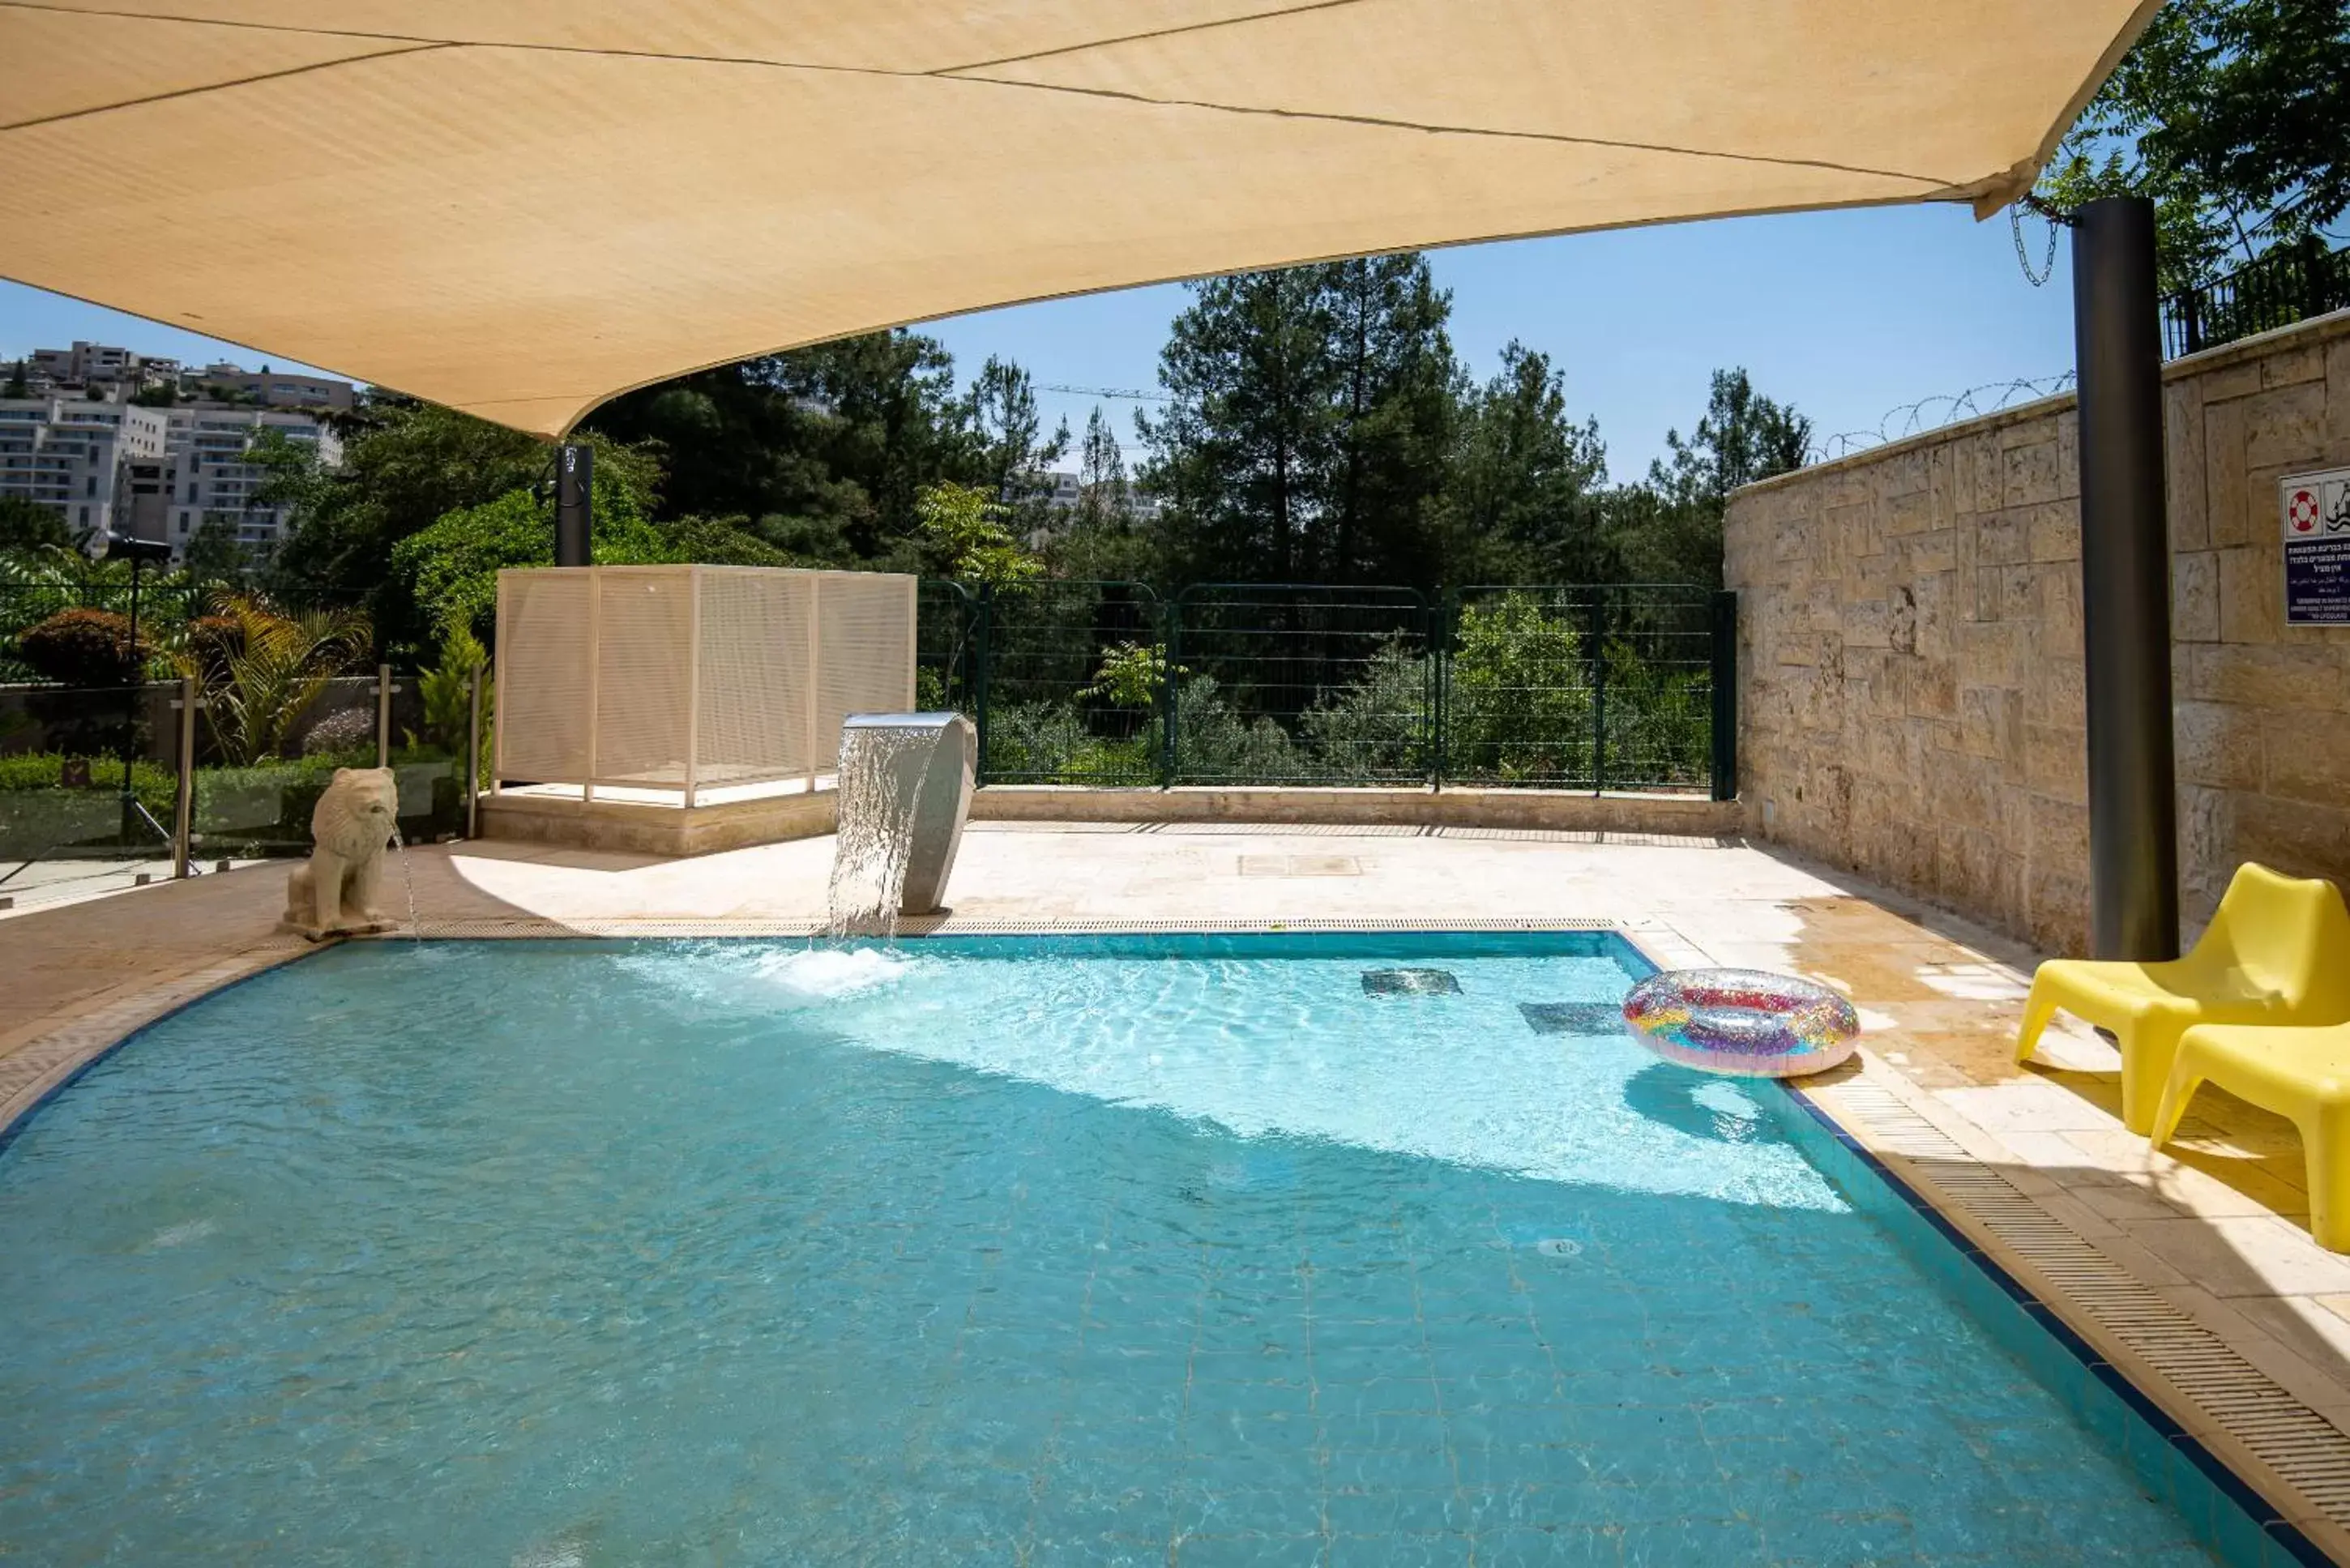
0 934 2220 1566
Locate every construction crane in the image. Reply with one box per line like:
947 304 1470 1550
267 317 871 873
1039 383 1169 402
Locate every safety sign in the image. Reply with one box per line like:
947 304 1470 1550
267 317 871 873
2280 467 2350 625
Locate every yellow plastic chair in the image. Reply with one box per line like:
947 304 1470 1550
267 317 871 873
2014 863 2350 1134
2151 1022 2350 1251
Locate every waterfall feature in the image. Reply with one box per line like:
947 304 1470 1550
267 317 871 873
825 712 976 938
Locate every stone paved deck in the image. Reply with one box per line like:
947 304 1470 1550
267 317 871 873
3 821 2348 1549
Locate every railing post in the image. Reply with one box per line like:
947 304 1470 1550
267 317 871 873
972 581 993 787
1431 590 1449 791
464 659 483 839
1162 594 1181 787
1710 590 1738 803
1587 590 1608 795
172 674 196 878
374 661 394 769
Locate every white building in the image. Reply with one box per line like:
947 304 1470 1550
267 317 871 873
186 361 356 412
0 399 169 540
0 397 339 561
1033 470 1165 523
154 407 341 556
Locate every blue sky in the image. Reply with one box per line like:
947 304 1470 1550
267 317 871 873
0 199 2078 481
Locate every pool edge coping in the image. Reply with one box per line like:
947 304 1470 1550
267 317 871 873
3 916 2343 1566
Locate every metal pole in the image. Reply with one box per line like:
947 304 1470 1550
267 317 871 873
555 442 592 567
375 661 393 769
119 553 142 841
972 582 993 788
1587 590 1608 796
1710 590 1739 803
1160 594 1179 788
1419 587 1438 789
173 673 195 878
464 659 483 839
2073 196 2179 960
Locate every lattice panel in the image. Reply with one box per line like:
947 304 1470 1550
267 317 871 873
494 565 914 795
814 571 919 770
592 568 694 786
696 567 814 785
496 570 593 781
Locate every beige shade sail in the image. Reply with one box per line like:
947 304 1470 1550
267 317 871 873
0 0 2160 439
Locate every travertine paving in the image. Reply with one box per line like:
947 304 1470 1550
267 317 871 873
4 821 2348 1544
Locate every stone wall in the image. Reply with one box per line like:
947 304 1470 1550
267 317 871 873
1725 310 2350 955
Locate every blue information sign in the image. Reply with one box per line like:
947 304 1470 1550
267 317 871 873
2281 468 2350 626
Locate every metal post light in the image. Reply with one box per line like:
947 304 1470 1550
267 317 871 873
103 531 173 844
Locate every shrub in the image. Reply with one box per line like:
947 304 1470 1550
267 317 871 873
1447 593 1593 783
15 608 152 687
300 706 376 758
1173 673 1303 781
1301 641 1429 780
199 593 373 764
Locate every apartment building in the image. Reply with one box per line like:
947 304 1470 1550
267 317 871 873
186 361 356 412
0 399 169 540
0 397 338 560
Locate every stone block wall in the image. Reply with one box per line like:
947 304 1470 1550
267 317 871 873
1726 310 2350 954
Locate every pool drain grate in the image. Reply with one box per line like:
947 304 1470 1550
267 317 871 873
1361 968 1460 995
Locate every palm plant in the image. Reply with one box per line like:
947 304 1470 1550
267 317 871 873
187 592 372 765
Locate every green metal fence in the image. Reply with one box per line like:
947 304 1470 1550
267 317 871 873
919 580 1737 797
1169 583 1434 786
1443 585 1717 791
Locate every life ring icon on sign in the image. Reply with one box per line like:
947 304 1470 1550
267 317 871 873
2290 487 2321 533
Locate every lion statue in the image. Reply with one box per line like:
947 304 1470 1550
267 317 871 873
283 767 400 939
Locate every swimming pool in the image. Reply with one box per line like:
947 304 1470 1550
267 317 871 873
0 933 2247 1563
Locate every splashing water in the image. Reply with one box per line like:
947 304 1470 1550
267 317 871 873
825 725 934 939
389 826 421 944
751 947 911 1001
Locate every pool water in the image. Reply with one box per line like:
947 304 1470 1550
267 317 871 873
0 934 2222 1566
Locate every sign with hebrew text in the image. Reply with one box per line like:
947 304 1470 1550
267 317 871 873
2281 467 2350 625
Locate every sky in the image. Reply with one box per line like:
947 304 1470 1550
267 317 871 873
0 199 2080 482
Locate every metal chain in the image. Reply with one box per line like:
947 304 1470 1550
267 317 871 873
2013 200 2060 287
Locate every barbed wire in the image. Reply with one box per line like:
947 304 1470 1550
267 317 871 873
1810 371 2077 462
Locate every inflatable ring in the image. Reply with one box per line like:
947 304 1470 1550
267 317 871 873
1622 968 1860 1079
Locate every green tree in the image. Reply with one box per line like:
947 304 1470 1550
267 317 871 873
913 481 1039 586
0 496 73 557
1613 367 1810 587
258 399 545 630
1139 267 1340 584
3 360 27 398
971 355 1070 519
581 328 983 564
1318 255 1460 584
1440 342 1610 583
1446 593 1592 781
182 514 251 583
388 468 670 641
2039 0 2350 291
1049 407 1154 579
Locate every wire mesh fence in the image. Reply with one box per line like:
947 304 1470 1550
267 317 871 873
1442 586 1716 790
3 663 480 908
926 579 1732 794
976 580 1162 785
1169 584 1434 786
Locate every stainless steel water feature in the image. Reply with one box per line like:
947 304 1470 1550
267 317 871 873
831 712 976 928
